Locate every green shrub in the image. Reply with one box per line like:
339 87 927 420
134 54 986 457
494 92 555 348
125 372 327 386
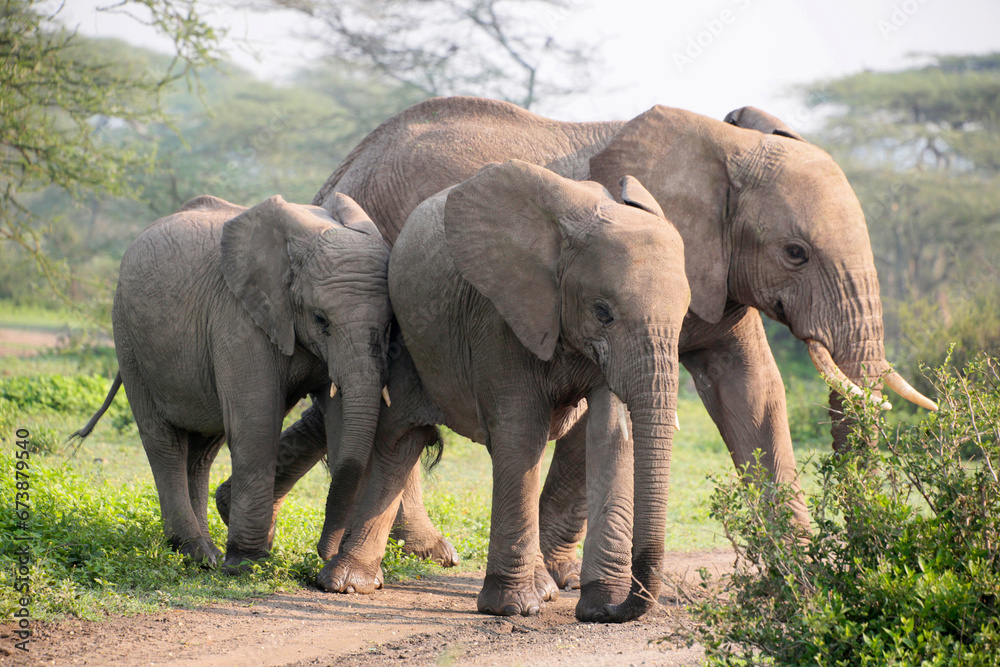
784 376 831 446
0 445 443 620
687 355 1000 666
0 398 17 443
890 291 1000 400
0 373 130 426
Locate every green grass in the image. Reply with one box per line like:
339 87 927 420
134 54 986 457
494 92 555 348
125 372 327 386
0 350 828 620
0 300 85 332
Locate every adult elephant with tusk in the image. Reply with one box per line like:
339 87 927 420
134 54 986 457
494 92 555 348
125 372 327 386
241 96 937 598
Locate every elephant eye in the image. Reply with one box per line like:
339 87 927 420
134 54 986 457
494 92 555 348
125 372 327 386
784 244 809 265
313 311 331 335
594 300 615 325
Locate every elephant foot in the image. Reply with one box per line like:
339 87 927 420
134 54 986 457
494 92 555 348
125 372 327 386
221 545 270 575
545 557 581 590
397 533 460 567
477 569 557 617
575 580 631 623
316 554 384 594
535 565 559 602
214 480 232 525
170 535 222 568
215 481 281 546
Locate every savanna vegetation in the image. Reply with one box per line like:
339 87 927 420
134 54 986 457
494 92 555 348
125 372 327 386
686 355 1000 666
2 0 999 662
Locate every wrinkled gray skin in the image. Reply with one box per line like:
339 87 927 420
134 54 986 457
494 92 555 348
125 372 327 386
352 161 689 620
76 193 392 572
222 97 906 609
390 162 688 620
222 162 688 623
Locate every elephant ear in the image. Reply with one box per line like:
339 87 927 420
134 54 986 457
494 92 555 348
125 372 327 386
221 195 329 356
330 192 385 242
619 175 666 219
724 106 806 142
444 160 603 361
591 106 730 323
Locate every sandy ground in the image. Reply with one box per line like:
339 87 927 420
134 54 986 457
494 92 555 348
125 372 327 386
0 550 733 667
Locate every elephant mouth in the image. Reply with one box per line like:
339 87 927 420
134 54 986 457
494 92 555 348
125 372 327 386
773 299 790 327
804 338 939 412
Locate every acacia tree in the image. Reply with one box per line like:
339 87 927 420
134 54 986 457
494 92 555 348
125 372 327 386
267 0 593 111
0 0 221 297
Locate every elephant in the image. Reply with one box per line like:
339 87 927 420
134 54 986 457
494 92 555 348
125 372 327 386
71 193 394 572
311 161 688 621
219 97 937 600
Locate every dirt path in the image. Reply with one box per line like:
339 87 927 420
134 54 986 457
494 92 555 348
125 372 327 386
1 550 732 666
0 327 65 358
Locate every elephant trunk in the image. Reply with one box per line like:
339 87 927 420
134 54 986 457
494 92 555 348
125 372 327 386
804 279 936 452
603 335 678 622
319 367 384 553
824 336 890 452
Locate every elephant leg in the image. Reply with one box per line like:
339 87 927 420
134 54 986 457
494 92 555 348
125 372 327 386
215 401 327 544
316 425 437 594
187 432 226 561
219 389 284 574
577 388 634 619
390 465 459 566
681 308 809 529
125 376 216 565
217 395 457 565
538 417 588 590
141 424 219 564
478 412 559 618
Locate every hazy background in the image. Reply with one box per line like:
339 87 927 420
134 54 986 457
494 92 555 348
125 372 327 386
3 0 999 410
65 0 1000 124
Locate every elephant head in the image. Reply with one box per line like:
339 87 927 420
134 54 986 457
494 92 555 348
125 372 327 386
590 107 936 450
220 193 392 514
442 160 690 620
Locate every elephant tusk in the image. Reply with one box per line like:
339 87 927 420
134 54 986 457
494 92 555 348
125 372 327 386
330 383 338 398
884 371 939 411
381 385 391 407
673 412 680 431
615 398 629 442
805 339 892 410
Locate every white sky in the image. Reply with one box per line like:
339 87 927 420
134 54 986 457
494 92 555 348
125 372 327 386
65 0 1000 130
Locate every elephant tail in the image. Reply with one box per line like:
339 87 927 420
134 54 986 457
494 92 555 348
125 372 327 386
65 372 123 456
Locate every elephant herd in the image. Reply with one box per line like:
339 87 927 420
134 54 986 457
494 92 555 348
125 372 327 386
75 96 938 623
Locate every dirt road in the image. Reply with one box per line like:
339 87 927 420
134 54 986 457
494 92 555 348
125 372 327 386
2 551 732 666
0 328 64 358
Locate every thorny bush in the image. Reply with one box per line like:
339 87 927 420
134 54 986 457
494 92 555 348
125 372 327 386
687 354 1000 666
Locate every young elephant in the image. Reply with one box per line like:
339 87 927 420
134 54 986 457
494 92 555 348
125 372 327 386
269 161 686 623
73 194 392 572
